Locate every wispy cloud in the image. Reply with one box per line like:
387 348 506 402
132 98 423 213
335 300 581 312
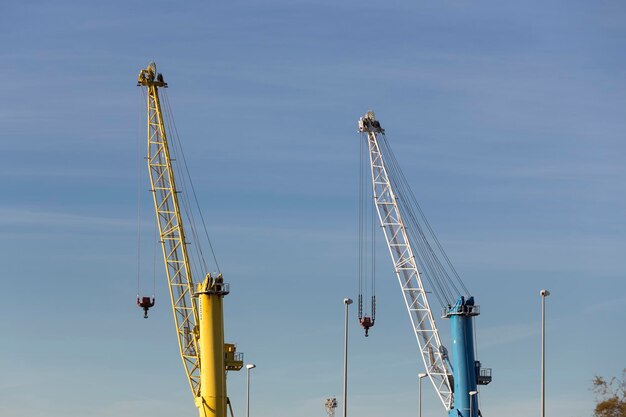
478 321 539 349
0 208 132 231
446 235 626 275
583 296 626 315
485 393 592 417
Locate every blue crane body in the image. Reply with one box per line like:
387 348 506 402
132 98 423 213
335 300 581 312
447 296 480 417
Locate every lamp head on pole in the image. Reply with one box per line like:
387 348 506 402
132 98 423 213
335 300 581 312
540 289 551 297
418 373 428 379
246 364 256 370
344 298 353 305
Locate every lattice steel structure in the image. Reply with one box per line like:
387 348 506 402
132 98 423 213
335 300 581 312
139 62 202 396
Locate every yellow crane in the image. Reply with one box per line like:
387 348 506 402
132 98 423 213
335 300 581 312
137 62 243 417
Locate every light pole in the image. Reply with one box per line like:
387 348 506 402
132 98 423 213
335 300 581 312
418 373 427 417
469 390 478 417
540 289 550 417
343 298 353 417
246 363 256 417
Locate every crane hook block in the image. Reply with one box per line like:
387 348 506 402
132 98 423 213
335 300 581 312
137 296 155 319
359 316 374 337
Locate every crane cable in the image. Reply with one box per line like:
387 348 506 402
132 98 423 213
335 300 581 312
380 132 462 306
358 133 376 324
358 133 363 318
161 90 221 276
136 87 143 297
165 90 218 274
358 133 366 319
364 130 470 309
382 132 468 296
161 91 206 279
136 87 156 299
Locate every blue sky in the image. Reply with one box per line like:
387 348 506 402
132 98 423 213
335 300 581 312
1 1 625 417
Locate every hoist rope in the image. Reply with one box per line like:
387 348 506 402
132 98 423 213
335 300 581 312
380 133 468 297
161 91 221 276
153 215 158 295
358 135 363 316
364 139 369 306
362 130 470 309
379 134 458 306
136 87 156 298
371 173 376 302
166 91 221 273
161 92 205 280
388 133 468 305
136 88 143 297
358 132 376 320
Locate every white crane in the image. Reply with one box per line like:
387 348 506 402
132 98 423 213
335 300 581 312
358 111 492 417
358 111 455 410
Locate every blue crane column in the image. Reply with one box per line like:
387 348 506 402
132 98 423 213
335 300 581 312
445 296 481 417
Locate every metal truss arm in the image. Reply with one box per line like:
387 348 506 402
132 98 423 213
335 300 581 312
140 63 202 397
359 112 454 410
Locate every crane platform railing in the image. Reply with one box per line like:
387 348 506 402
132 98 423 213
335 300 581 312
442 304 480 318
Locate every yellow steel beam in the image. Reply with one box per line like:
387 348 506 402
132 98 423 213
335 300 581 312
138 63 242 417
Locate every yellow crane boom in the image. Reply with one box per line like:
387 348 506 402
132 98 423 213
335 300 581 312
137 62 243 417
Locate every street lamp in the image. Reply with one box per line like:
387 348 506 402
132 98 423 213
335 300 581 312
540 289 551 417
343 298 353 417
469 390 478 417
418 373 427 417
246 363 256 417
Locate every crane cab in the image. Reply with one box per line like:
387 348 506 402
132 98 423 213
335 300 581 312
137 296 155 318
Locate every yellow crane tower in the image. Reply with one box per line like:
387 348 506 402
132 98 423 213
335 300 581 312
137 62 243 417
